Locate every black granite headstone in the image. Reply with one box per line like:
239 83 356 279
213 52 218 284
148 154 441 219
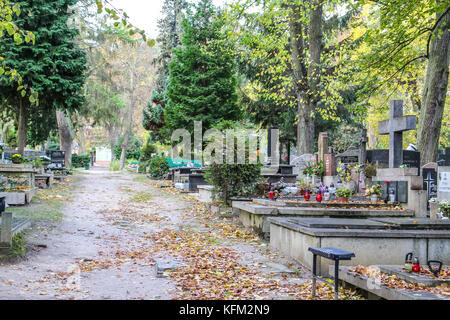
422 168 437 210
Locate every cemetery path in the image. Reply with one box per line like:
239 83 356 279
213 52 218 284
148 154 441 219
0 167 359 300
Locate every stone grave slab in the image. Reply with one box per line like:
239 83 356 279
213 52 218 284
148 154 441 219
378 265 450 287
286 217 391 230
337 266 449 300
369 218 450 230
154 258 187 277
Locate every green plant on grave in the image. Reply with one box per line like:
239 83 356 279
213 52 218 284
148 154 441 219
336 188 353 199
11 154 29 164
148 155 169 179
204 163 262 205
32 158 44 168
364 161 377 178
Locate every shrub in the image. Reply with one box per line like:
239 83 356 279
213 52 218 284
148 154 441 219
138 142 157 174
72 154 91 168
204 163 262 205
148 156 169 179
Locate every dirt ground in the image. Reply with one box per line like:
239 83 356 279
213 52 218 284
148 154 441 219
0 166 359 300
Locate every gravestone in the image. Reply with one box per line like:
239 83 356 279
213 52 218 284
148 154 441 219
318 132 328 164
437 147 450 166
291 154 317 179
422 163 438 210
378 100 417 168
324 154 335 176
335 146 359 164
437 166 450 201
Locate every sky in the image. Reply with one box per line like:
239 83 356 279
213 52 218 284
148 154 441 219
109 0 228 38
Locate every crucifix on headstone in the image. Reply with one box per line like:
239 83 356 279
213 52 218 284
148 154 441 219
378 100 417 168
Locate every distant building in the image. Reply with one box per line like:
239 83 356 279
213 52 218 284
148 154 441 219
95 146 112 166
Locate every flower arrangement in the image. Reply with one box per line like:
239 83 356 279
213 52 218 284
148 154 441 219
430 198 450 218
336 162 360 183
336 188 353 199
364 183 383 196
302 161 324 176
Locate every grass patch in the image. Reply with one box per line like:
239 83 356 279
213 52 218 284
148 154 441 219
133 175 150 183
10 176 79 222
130 192 152 203
72 168 89 175
0 232 27 261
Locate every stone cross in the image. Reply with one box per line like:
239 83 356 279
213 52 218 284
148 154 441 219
378 100 417 168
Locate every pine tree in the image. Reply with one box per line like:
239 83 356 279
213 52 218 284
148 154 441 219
164 0 241 135
0 0 86 153
142 0 187 142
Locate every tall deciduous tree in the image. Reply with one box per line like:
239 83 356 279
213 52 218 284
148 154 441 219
165 0 242 135
143 0 188 143
346 0 449 165
0 0 86 156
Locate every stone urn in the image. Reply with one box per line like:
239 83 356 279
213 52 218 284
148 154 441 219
370 194 379 203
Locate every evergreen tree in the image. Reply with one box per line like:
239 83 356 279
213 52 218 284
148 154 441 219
164 0 241 135
143 0 187 142
0 0 86 153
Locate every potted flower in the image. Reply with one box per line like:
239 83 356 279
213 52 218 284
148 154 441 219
12 154 24 164
364 182 383 202
336 188 353 203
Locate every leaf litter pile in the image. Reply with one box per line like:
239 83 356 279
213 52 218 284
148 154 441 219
349 265 450 298
136 187 363 300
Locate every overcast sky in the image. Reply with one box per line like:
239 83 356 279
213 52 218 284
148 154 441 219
109 0 228 38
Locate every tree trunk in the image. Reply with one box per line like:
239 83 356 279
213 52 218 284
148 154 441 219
297 100 315 154
289 0 323 155
79 124 87 155
417 8 449 166
56 110 75 169
119 66 136 170
17 98 28 155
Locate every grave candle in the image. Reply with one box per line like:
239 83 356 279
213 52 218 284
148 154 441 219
316 192 322 202
412 257 421 273
304 188 311 201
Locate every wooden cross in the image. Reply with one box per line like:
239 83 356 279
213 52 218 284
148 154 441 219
378 100 417 168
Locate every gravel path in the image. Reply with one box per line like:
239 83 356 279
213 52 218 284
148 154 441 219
0 166 316 300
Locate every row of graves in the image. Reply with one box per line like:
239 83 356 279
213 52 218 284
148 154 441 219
232 100 450 299
0 145 72 251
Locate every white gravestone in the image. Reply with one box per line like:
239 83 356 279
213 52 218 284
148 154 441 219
437 167 450 201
